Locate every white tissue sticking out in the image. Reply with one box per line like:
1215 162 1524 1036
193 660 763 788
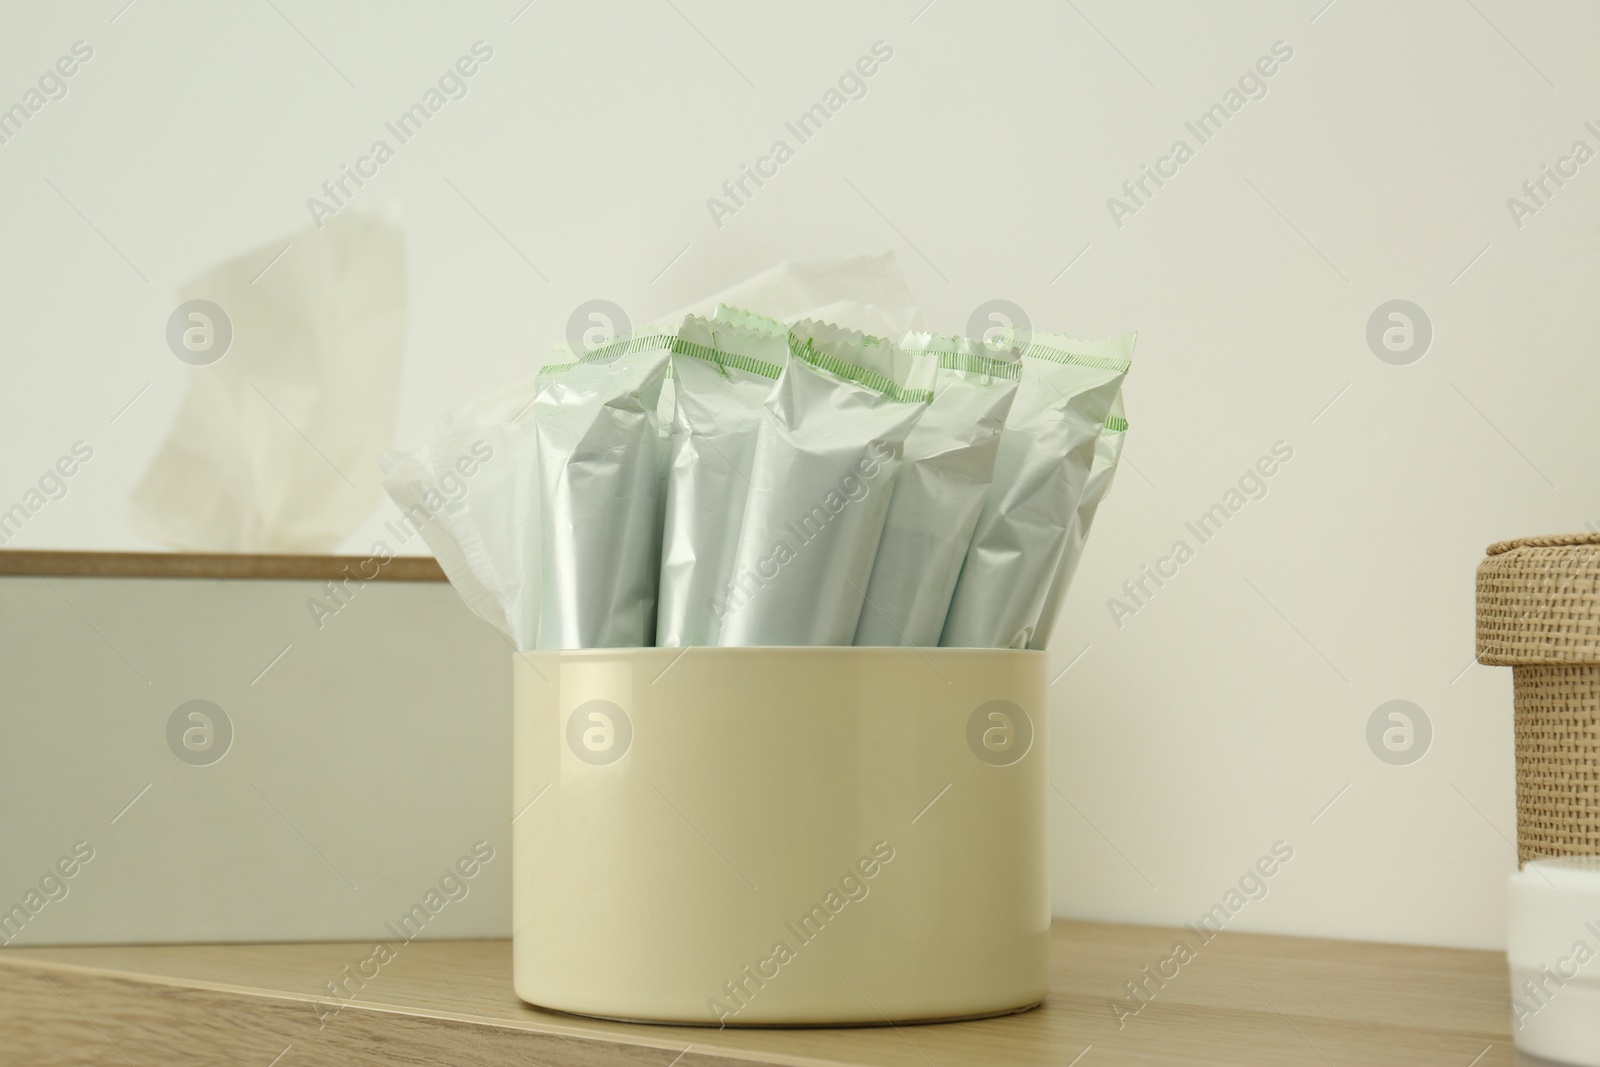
130 206 407 553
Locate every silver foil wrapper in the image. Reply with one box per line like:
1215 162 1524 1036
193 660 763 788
1029 406 1127 650
716 321 934 646
940 333 1133 649
533 337 672 648
854 334 1019 646
656 317 786 647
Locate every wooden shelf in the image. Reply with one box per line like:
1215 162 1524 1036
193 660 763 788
0 921 1513 1066
0 549 446 582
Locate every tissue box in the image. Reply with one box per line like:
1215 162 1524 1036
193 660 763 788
0 551 509 946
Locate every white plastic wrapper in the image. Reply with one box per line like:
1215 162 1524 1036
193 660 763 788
650 254 920 340
717 321 935 646
534 337 672 648
854 333 1019 646
941 333 1133 649
711 303 785 337
1029 407 1127 650
708 300 915 347
656 317 786 647
379 376 540 649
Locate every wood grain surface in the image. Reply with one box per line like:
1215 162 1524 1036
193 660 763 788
0 549 446 582
0 920 1515 1066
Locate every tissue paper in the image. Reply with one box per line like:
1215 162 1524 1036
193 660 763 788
379 375 541 650
131 207 406 552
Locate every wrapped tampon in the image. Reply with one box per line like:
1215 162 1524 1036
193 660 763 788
716 321 934 646
854 333 1019 646
657 317 786 647
1029 407 1127 650
534 336 673 648
941 332 1133 649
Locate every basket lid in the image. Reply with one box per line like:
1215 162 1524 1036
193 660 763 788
1487 531 1600 556
1478 532 1600 665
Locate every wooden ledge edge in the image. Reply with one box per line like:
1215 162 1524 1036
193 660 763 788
0 550 447 582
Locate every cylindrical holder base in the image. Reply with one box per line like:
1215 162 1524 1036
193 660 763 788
511 647 1048 1026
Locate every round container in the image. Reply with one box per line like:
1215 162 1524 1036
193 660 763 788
1508 856 1600 1065
511 647 1048 1026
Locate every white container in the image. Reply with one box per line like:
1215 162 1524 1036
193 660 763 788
1508 856 1600 1066
511 647 1048 1026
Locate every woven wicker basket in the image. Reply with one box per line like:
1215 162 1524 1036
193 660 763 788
1477 533 1600 864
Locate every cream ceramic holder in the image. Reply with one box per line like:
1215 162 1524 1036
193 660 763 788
512 647 1048 1026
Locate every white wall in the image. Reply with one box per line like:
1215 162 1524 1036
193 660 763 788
3 0 1598 950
